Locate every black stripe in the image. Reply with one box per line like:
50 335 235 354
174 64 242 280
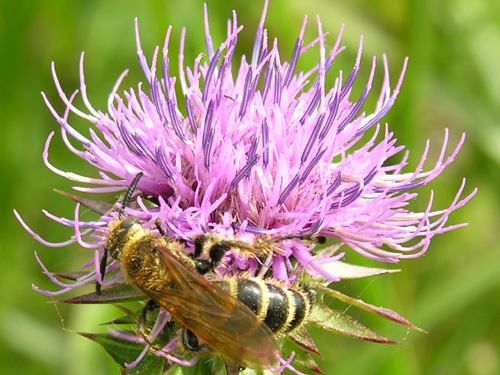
288 290 307 331
235 280 263 316
263 284 289 333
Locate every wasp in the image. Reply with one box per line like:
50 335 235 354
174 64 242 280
101 173 323 370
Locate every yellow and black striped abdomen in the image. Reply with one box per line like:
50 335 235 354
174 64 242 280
217 279 312 336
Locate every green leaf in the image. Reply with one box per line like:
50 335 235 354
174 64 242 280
314 261 400 279
100 304 139 326
311 282 426 332
78 331 165 375
101 314 137 326
281 338 324 374
55 189 114 215
239 367 268 375
288 326 323 358
165 357 225 375
50 283 147 304
308 301 398 344
288 352 324 375
52 271 91 281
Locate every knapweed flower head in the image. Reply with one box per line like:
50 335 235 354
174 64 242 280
17 2 476 374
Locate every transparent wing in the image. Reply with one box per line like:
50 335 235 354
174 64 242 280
141 246 279 369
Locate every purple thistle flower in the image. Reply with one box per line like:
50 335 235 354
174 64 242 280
16 2 476 373
17 3 475 286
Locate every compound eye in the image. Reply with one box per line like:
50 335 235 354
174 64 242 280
121 217 141 231
182 328 214 356
182 328 200 351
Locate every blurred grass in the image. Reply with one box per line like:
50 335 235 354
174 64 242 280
0 0 497 374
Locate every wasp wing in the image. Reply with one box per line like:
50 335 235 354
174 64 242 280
141 246 279 370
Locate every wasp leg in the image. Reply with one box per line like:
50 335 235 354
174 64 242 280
154 218 166 237
137 300 160 337
96 249 108 295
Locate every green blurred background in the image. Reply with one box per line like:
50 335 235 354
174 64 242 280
0 0 497 374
